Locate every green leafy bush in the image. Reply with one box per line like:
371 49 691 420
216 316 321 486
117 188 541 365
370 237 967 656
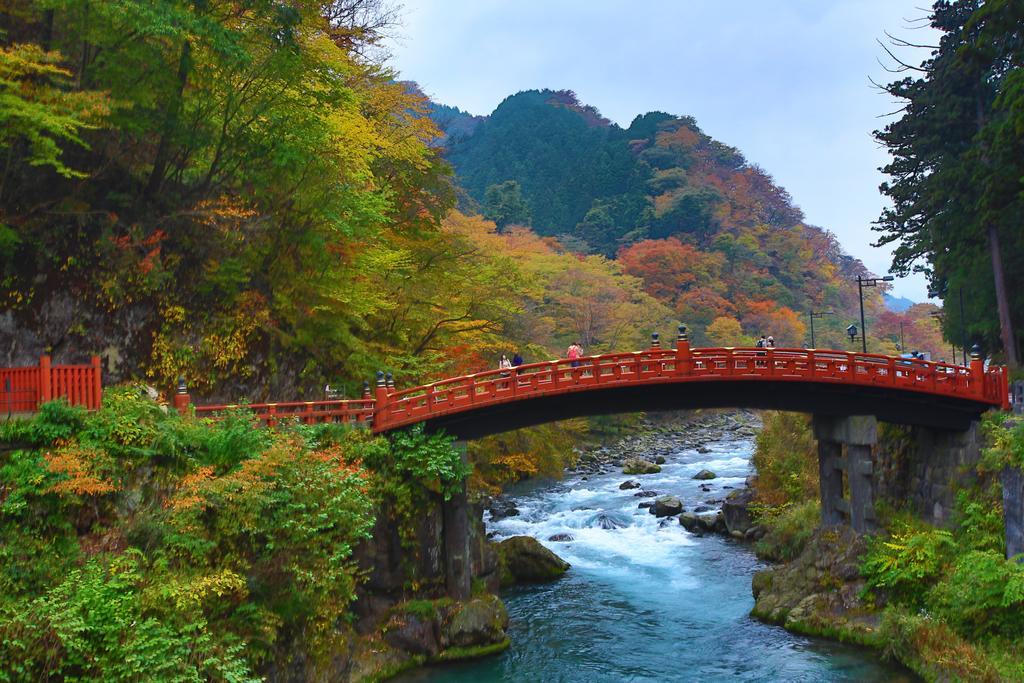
927 550 1024 640
371 424 469 500
861 524 955 607
0 551 256 682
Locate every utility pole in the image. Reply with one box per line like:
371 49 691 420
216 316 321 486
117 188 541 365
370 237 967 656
808 310 834 349
856 275 894 354
959 287 967 366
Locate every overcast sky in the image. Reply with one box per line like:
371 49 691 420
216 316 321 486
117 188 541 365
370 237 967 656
385 1 939 301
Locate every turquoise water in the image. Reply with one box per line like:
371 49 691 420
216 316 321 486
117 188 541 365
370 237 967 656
398 433 914 682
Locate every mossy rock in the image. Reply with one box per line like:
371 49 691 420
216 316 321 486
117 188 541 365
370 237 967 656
496 536 570 586
693 469 717 480
440 594 509 649
622 457 661 474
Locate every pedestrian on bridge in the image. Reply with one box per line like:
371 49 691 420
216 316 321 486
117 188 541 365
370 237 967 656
568 343 583 367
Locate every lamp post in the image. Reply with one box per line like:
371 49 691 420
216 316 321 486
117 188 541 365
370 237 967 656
856 275 895 353
958 287 967 366
808 310 834 348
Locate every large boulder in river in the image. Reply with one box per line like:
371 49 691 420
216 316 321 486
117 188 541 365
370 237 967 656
619 479 641 490
650 495 683 518
497 536 570 586
693 469 717 480
722 488 755 535
623 457 661 474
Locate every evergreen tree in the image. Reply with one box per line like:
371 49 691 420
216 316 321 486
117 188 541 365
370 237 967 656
874 0 1023 366
483 180 531 231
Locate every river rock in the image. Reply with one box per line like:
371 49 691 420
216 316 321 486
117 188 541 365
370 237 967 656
634 490 658 498
497 536 570 585
638 501 655 510
489 500 520 520
723 488 755 536
622 457 661 474
693 469 717 480
650 495 683 517
697 446 712 454
679 512 698 531
654 455 667 464
594 512 628 529
384 613 439 656
548 533 574 542
619 480 641 490
440 595 509 649
696 511 726 534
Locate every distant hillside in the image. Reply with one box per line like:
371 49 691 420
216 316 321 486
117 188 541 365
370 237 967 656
884 293 916 313
428 89 887 349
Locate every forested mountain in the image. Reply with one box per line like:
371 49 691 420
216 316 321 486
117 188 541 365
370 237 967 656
430 89 943 353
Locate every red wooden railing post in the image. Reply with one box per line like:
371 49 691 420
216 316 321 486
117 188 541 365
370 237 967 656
675 324 690 376
90 356 103 409
173 377 191 416
374 371 389 428
1003 367 1012 411
969 345 985 400
38 355 52 404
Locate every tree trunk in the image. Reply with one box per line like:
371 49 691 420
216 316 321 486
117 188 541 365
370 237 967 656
988 222 1019 368
144 39 191 198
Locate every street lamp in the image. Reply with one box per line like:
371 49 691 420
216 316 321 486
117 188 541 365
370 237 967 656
855 275 895 353
808 310 834 348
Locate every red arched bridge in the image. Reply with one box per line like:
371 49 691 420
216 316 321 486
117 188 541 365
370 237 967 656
184 336 1010 437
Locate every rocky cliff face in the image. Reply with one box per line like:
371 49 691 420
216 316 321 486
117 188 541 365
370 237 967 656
264 500 507 682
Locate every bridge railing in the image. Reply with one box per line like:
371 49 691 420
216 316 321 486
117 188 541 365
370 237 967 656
192 398 375 427
181 344 1009 431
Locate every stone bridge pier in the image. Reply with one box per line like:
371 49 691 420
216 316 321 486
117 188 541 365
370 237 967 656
813 415 878 532
813 413 999 540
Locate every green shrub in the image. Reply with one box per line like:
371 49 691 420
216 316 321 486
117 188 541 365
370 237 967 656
754 499 819 562
953 485 1005 555
28 399 86 446
0 551 256 682
371 424 469 500
861 523 955 608
927 549 1024 641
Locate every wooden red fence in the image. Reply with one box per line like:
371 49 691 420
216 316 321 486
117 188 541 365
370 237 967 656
0 355 103 414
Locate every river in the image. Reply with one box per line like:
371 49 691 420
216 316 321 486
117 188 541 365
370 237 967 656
397 425 913 682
